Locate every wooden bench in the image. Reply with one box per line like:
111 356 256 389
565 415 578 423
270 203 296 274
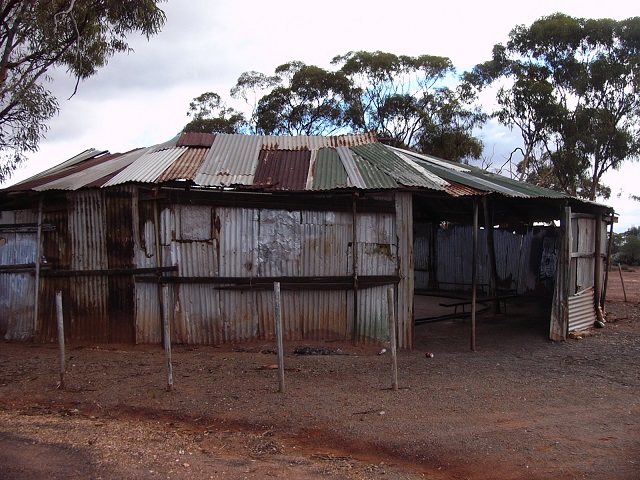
439 294 517 315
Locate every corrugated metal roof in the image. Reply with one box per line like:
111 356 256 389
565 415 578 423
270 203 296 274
194 133 262 186
0 133 598 206
310 147 350 191
104 147 187 186
341 147 398 189
176 132 216 147
34 149 148 191
157 147 207 182
253 149 311 191
352 143 447 190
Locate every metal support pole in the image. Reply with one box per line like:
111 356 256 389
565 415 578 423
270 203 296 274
274 282 285 393
388 287 398 391
471 199 478 352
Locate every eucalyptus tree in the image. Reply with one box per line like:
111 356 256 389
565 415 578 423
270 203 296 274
184 92 247 134
234 61 352 136
188 51 486 162
466 13 640 200
0 0 167 182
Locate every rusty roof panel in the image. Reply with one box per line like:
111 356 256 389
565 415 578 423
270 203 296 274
176 132 216 147
195 133 262 186
157 147 207 182
444 181 484 197
253 149 311 191
261 132 377 151
310 147 350 190
104 147 187 186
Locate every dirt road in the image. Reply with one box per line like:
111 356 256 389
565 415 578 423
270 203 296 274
1 271 638 479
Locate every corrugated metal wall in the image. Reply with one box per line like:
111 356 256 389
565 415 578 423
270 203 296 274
414 224 560 295
0 209 38 340
133 192 405 346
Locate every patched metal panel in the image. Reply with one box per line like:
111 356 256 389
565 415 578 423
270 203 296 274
356 212 396 275
105 188 135 342
176 132 215 147
257 209 301 277
568 288 596 332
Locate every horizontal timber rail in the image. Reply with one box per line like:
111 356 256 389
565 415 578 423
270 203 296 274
134 274 400 291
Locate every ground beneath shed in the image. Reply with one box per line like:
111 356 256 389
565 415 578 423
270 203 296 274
1 270 639 479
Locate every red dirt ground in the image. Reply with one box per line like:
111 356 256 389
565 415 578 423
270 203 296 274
1 268 638 479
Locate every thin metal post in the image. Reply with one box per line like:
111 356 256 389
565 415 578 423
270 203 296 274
471 199 478 351
274 282 285 393
387 287 398 391
162 284 173 391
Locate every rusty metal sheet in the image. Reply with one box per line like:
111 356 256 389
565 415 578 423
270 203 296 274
176 132 215 147
157 148 208 182
253 149 311 191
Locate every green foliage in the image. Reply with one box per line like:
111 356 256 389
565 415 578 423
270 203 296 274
613 226 640 266
184 92 247 134
253 62 352 135
196 51 486 162
0 0 167 182
466 13 640 200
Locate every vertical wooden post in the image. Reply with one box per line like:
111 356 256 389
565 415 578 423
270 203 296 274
550 206 571 341
594 214 603 311
274 282 285 393
55 291 66 390
482 196 499 311
33 197 43 340
471 199 479 351
387 287 398 391
154 199 172 391
162 284 173 392
618 264 628 302
601 219 615 308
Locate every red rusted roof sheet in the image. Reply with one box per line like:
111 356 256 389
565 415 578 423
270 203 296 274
176 132 216 147
157 147 208 182
253 149 311 191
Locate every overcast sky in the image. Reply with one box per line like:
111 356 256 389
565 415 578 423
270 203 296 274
3 0 638 232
